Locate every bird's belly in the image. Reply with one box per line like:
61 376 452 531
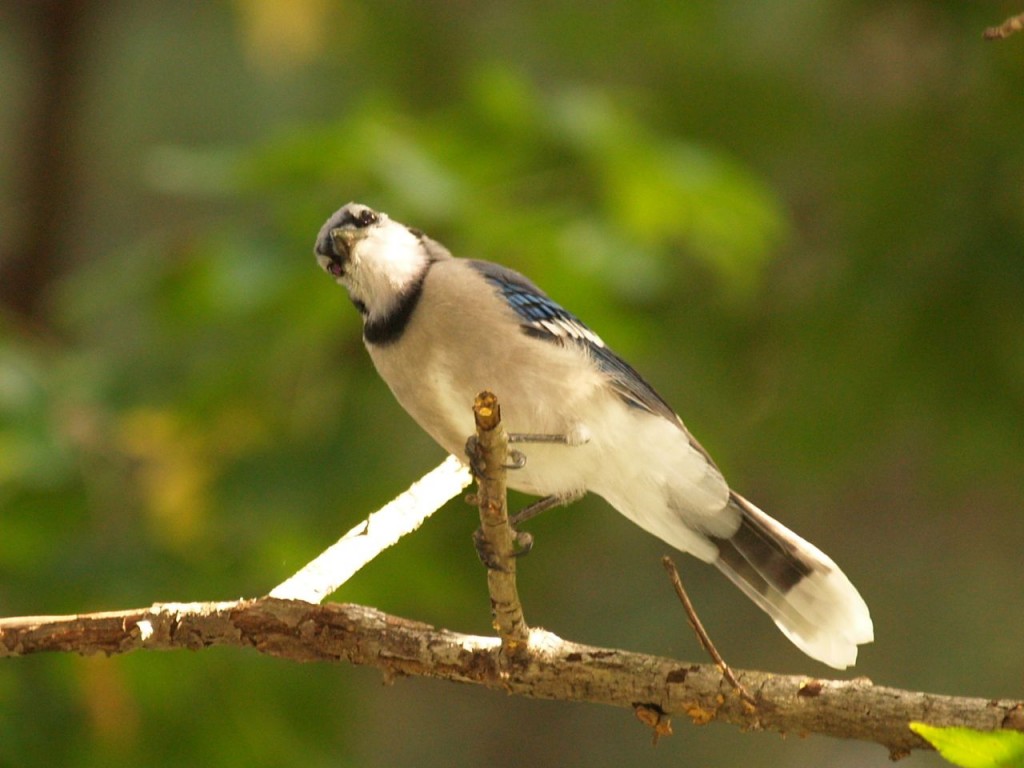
371 343 607 494
367 326 729 520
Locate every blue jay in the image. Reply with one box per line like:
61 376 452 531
314 202 873 669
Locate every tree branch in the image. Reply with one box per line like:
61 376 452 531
3 393 1022 759
2 597 1022 759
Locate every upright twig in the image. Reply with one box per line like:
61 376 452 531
470 391 530 657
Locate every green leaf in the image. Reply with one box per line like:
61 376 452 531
910 723 1024 768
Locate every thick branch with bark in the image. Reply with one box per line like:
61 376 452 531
1 392 1022 760
1 597 1022 759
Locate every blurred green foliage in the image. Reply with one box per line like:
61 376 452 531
2 2 1023 767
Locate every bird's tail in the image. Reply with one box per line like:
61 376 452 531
711 492 873 669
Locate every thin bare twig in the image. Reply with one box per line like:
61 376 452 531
662 556 756 707
984 11 1024 40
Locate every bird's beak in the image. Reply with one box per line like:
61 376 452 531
331 227 359 249
316 227 362 278
330 227 359 260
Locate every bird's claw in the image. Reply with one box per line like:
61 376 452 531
464 435 487 478
512 529 534 557
466 438 527 475
472 527 502 570
472 524 535 570
504 449 527 470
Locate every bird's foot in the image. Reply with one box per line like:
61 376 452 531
473 526 534 570
464 435 486 478
472 493 583 570
465 436 528 474
467 429 588 480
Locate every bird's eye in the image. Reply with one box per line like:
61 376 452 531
355 209 378 228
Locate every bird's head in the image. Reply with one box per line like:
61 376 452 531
314 202 433 319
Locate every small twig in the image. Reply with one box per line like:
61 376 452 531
269 456 471 602
662 556 756 707
984 11 1024 40
471 391 530 656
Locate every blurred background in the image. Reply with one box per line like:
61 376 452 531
2 1 1022 766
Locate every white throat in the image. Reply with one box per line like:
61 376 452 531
345 219 429 318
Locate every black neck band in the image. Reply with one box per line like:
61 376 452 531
362 274 427 346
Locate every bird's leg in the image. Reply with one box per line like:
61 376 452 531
507 433 571 444
504 432 577 471
473 491 584 567
503 429 588 552
471 493 541 567
472 496 545 566
508 426 591 447
510 491 583 528
506 491 584 556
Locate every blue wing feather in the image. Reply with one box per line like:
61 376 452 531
468 260 680 424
